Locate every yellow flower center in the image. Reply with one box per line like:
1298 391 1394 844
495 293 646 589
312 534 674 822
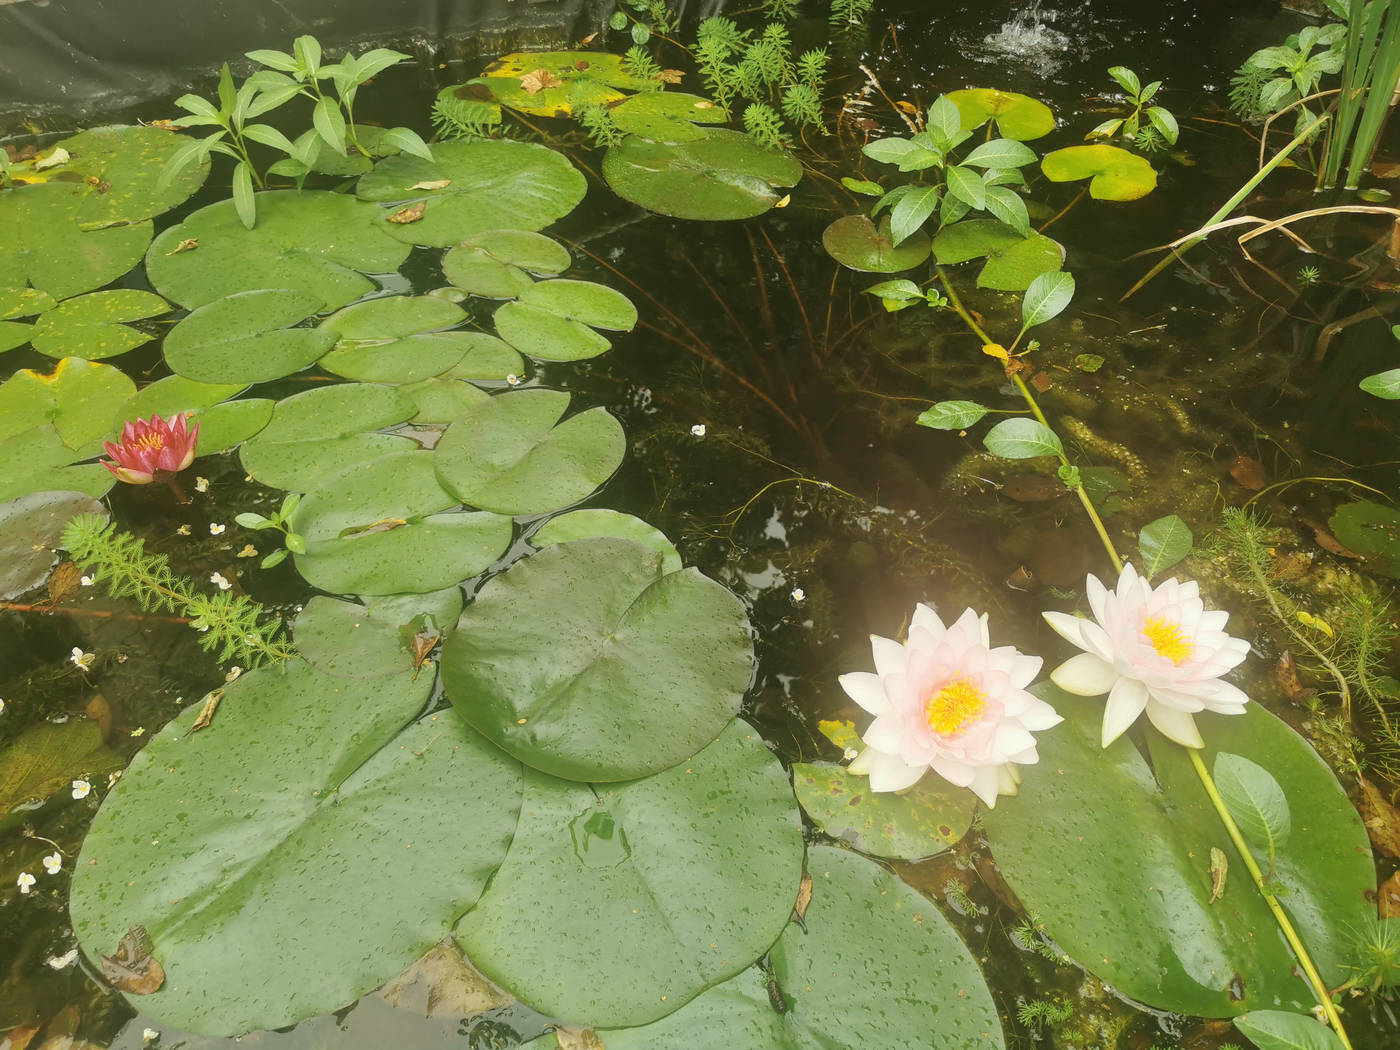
132 433 165 453
1144 616 1194 664
924 674 987 737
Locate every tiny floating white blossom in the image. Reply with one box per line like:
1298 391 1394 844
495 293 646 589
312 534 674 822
142 1029 160 1045
17 871 36 894
840 605 1061 807
225 666 243 683
210 571 232 591
690 423 707 437
506 373 522 386
209 523 226 536
194 475 210 492
70 647 94 671
1043 563 1251 749
790 587 806 604
130 726 145 737
236 544 258 558
46 948 78 969
80 575 94 587
42 852 62 875
71 779 91 800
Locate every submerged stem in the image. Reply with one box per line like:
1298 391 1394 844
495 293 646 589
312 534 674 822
1187 750 1354 1050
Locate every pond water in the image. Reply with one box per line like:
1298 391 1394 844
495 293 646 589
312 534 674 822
4 1 1400 1048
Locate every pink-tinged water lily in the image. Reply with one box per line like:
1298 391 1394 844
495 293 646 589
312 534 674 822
839 605 1061 806
101 413 199 485
1043 563 1251 749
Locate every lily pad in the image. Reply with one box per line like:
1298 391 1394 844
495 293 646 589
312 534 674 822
441 537 752 782
792 761 974 860
947 88 1056 140
434 389 625 515
0 286 55 350
163 289 338 384
70 660 523 1036
293 588 462 679
446 228 572 291
0 719 123 826
1329 501 1400 577
931 219 1065 290
117 375 246 426
30 289 170 359
191 398 276 454
454 719 803 1027
0 490 106 600
291 451 510 595
603 129 803 221
356 140 587 247
0 182 153 299
319 295 475 383
0 357 135 452
441 247 537 299
1040 144 1158 201
57 124 210 226
438 333 525 381
241 432 419 492
0 428 114 502
475 51 652 117
146 191 411 309
530 509 681 573
982 689 1374 1016
610 92 729 142
822 214 932 273
399 376 490 422
493 302 612 362
518 278 637 330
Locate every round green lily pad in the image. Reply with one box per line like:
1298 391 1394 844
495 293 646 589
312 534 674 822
822 214 932 273
293 587 462 679
519 278 636 330
434 389 625 515
0 428 114 502
399 376 490 422
443 230 571 298
1329 501 1400 577
438 333 524 381
610 92 728 142
454 719 803 1027
0 182 153 300
441 247 536 299
0 356 135 453
191 398 275 454
163 289 338 384
356 140 587 247
441 536 752 781
475 51 651 117
241 432 419 492
1040 144 1158 201
117 375 247 427
318 295 474 383
146 190 411 309
603 129 803 221
931 219 1065 291
530 509 681 574
460 229 572 274
493 301 612 362
57 124 210 226
70 661 523 1036
30 289 169 360
947 88 1056 140
792 761 974 860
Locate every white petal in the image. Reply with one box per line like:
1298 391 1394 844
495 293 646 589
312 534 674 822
1050 652 1118 696
1085 571 1110 623
1006 652 1043 689
848 746 877 774
869 751 927 792
838 672 890 716
1198 609 1229 632
967 765 1003 807
928 753 976 787
863 714 904 754
1202 678 1250 712
1018 697 1064 731
994 723 1036 757
871 635 906 678
1102 677 1149 747
977 612 991 647
1146 702 1204 748
1043 611 1092 650
910 603 945 638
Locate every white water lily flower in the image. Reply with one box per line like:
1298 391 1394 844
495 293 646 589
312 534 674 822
17 871 36 894
209 523 226 536
1043 563 1251 749
839 605 1061 807
142 1029 160 1045
42 852 61 875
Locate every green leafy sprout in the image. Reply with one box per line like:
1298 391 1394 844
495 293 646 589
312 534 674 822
1087 66 1179 150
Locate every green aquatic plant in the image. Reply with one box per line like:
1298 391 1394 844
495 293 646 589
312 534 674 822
1229 16 1346 139
743 101 791 148
1086 66 1179 150
233 492 306 569
1344 913 1400 991
1322 0 1400 187
1015 996 1073 1029
59 513 293 667
830 0 875 28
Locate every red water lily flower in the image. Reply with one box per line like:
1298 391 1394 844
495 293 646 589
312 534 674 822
102 413 200 485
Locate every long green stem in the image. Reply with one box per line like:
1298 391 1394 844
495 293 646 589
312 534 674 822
1188 750 1354 1048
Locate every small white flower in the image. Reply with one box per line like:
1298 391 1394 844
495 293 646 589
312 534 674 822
690 423 707 437
236 544 258 558
130 726 145 737
194 476 210 493
142 1028 160 1045
506 373 522 386
17 871 36 894
0 698 5 715
209 523 226 536
176 524 191 536
71 779 91 800
80 575 94 587
790 587 806 604
843 747 859 761
210 571 232 591
42 852 62 875
70 647 94 671
46 948 78 969
224 666 243 683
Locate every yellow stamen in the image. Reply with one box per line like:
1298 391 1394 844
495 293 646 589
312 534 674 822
924 674 987 737
1144 616 1194 664
133 433 165 452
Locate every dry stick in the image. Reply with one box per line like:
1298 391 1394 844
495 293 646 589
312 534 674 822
1038 187 1087 234
936 266 1355 1049
759 226 817 354
1121 111 1330 301
0 602 191 623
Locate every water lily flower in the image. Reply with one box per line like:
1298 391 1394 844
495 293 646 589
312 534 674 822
17 871 36 894
70 647 94 671
839 605 1062 806
142 1029 160 1045
71 779 91 800
42 852 62 875
1043 563 1251 749
101 413 199 484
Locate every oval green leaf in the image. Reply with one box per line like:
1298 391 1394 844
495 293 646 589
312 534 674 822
164 289 338 384
947 88 1056 140
1020 270 1075 331
493 300 613 362
983 417 1064 459
1041 144 1158 201
1138 513 1193 577
30 289 170 360
293 588 462 679
1329 501 1400 577
932 219 1065 291
916 400 990 430
822 214 932 273
793 763 974 860
530 508 682 574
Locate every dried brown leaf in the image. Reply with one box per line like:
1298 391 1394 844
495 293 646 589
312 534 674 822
380 939 513 1017
657 69 684 84
519 69 564 95
100 926 165 994
189 688 224 732
1228 454 1267 491
1359 777 1400 859
1030 370 1054 392
411 626 441 673
1274 651 1316 702
576 33 598 47
387 202 426 225
47 559 82 605
164 237 199 256
409 179 451 191
3 1024 39 1050
553 1025 605 1050
793 871 812 923
1208 846 1228 903
1295 510 1361 558
894 100 918 115
1379 868 1400 917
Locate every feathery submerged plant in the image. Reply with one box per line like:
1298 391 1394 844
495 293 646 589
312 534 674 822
60 513 293 668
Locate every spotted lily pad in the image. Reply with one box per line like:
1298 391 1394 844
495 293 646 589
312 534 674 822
947 88 1056 140
530 509 681 574
146 191 411 309
443 230 572 299
0 182 153 299
0 427 114 502
0 490 107 600
822 214 932 273
56 124 210 226
70 660 523 1036
356 140 587 247
454 719 803 1027
1040 144 1158 201
115 375 270 455
30 289 170 359
434 389 625 515
163 289 338 384
399 377 491 422
0 286 56 351
475 51 652 117
610 92 728 142
319 295 475 383
0 356 134 452
931 219 1065 290
603 129 803 221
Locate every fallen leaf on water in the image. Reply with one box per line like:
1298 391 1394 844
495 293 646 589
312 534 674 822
1228 454 1267 490
576 32 598 47
572 60 590 71
658 69 685 84
86 693 114 742
381 939 513 1017
47 559 82 605
34 147 70 171
189 688 224 732
3 1024 39 1050
1208 846 1228 903
1358 776 1400 859
519 69 564 95
387 202 426 225
774 194 790 208
693 99 717 110
792 871 812 930
1030 370 1054 392
408 179 451 191
553 1025 605 1050
1295 509 1361 558
340 517 410 538
895 100 918 115
164 238 199 255
1274 651 1316 702
100 926 165 994
1380 869 1400 917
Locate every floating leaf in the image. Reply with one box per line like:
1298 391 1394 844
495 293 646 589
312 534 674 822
518 278 637 331
609 92 729 141
454 720 802 1027
1138 513 1193 577
0 182 153 299
822 214 932 273
983 417 1064 459
947 88 1056 140
475 51 650 116
493 301 613 362
0 427 114 503
357 140 586 247
1215 752 1291 869
1020 271 1075 331
916 400 989 430
531 509 682 574
1328 501 1400 576
318 295 475 383
603 129 803 221
0 491 106 601
0 718 122 821
56 124 210 226
294 589 462 679
70 660 523 1035
117 375 246 428
163 289 338 384
434 389 625 515
792 763 974 860
1233 1010 1347 1050
399 376 490 423
146 191 411 309
1360 369 1400 399
1041 144 1158 201
932 219 1064 290
30 290 169 360
0 356 136 454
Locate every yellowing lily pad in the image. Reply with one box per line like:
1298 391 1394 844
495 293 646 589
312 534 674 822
610 92 728 142
1040 144 1158 201
947 89 1056 141
475 51 652 117
30 289 170 360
